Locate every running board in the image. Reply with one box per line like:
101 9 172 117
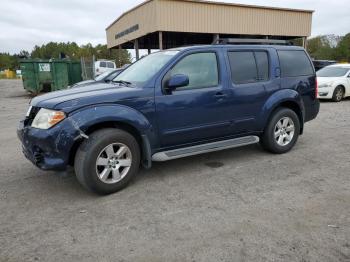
152 136 259 162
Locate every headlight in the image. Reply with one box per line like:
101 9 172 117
319 82 334 88
31 108 66 129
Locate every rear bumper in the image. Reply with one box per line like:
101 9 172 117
17 119 81 171
304 100 320 122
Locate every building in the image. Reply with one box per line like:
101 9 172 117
106 0 313 59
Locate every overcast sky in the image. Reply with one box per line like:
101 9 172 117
0 0 349 54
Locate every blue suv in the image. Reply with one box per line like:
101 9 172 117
18 44 319 194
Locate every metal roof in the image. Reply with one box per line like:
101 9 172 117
106 0 313 30
106 0 313 49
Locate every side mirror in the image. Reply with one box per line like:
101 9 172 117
166 74 189 91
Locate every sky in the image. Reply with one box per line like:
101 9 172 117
0 0 349 54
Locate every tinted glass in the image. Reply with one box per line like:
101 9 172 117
255 52 269 81
114 51 179 86
170 52 219 90
278 50 314 77
100 61 107 67
107 62 115 68
317 67 349 77
228 52 257 84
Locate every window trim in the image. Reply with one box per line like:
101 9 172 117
227 50 270 86
161 51 221 94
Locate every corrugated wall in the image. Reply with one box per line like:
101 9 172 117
156 0 312 36
106 0 157 48
107 0 313 48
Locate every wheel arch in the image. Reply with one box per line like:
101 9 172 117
260 90 305 135
335 84 346 93
68 121 144 166
67 104 153 168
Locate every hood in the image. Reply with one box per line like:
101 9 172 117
317 77 342 84
72 80 96 87
31 83 146 112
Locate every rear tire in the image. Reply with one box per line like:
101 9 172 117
261 108 300 154
332 86 344 102
74 128 140 195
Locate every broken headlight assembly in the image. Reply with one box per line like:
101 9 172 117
31 108 66 129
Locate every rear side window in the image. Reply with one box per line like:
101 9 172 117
107 62 115 68
228 51 269 84
278 50 314 77
100 61 107 68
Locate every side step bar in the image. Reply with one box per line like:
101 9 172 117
152 136 259 162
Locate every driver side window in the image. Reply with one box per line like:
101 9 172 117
169 52 219 91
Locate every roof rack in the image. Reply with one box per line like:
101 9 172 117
213 38 293 45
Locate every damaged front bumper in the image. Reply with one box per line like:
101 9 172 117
17 117 84 171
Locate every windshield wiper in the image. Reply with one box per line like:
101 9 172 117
112 80 132 86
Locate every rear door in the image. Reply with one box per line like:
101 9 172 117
225 48 277 133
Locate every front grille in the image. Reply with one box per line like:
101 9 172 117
33 151 44 164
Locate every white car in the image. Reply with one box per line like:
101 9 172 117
317 64 350 102
95 60 116 77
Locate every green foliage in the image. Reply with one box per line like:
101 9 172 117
334 33 350 62
307 36 334 60
30 42 131 66
307 34 350 62
0 53 19 70
1 42 131 71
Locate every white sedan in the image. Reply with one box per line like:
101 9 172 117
317 64 350 102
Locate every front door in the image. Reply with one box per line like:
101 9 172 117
155 51 233 148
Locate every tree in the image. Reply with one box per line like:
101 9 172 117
334 33 350 62
0 53 18 70
30 42 131 66
307 36 334 60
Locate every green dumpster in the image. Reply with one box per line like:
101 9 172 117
20 59 82 94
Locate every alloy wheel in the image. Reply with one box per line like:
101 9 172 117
274 117 295 146
95 143 132 184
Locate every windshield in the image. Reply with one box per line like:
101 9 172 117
95 71 113 81
113 51 179 86
105 70 122 81
317 67 349 77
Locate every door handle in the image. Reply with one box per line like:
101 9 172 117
214 92 227 99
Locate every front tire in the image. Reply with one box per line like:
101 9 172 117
74 128 140 195
261 108 300 154
332 86 344 102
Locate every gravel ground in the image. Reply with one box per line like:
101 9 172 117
0 79 349 262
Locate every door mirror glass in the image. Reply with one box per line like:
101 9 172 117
167 74 189 91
